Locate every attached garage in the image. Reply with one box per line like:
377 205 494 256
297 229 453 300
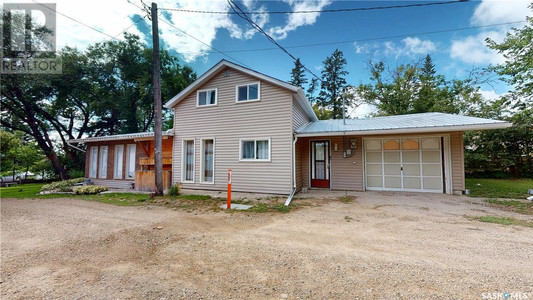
295 112 512 195
364 136 446 193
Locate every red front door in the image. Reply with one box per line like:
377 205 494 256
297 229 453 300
311 141 330 188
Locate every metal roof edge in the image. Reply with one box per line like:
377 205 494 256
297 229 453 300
295 122 513 137
69 129 174 144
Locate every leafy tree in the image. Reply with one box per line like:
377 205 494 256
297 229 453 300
289 58 308 88
486 6 533 109
356 56 484 116
318 49 349 119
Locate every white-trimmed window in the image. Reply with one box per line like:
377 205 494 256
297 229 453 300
201 139 215 183
89 146 98 178
98 146 108 179
236 82 260 102
125 144 136 179
240 138 270 161
182 140 195 182
114 144 124 179
197 88 217 106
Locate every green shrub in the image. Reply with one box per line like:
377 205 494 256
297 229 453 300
73 185 108 195
40 178 84 192
167 184 180 196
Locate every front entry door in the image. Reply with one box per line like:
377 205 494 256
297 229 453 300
311 141 330 188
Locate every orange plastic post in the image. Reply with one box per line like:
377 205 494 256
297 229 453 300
227 169 232 210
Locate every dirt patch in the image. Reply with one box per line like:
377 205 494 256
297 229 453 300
2 193 533 299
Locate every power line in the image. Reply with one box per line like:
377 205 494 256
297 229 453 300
227 0 321 80
161 0 470 14
129 0 250 67
31 1 117 40
113 15 146 39
176 20 526 55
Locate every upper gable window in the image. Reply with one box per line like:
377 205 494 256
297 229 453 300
197 88 217 107
236 82 260 102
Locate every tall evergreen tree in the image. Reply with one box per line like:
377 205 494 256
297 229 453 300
289 58 308 88
318 49 349 119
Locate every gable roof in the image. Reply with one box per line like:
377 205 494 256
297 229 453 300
164 59 318 121
295 112 512 137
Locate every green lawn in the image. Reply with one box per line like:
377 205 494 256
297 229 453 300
466 215 533 228
465 178 533 199
0 183 72 199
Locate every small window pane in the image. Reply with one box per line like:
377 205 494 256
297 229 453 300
198 91 206 106
249 84 258 100
257 140 269 159
238 86 248 101
208 90 216 105
184 141 194 181
203 140 214 182
242 141 255 159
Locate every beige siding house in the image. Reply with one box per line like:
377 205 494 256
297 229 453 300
164 60 511 197
72 60 511 196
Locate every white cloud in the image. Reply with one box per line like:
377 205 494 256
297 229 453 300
383 37 436 57
268 0 332 40
449 0 531 66
472 0 530 26
450 30 506 65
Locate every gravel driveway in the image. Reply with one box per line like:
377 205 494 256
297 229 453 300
1 193 532 299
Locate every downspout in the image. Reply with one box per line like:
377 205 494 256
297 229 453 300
284 135 298 206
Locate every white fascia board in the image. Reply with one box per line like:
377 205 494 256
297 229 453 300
164 60 298 109
295 122 512 137
294 88 318 122
69 130 174 144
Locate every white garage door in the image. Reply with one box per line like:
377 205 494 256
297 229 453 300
365 137 443 193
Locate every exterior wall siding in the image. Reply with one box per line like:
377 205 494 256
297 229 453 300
450 131 465 193
292 97 310 131
172 67 294 194
301 132 465 193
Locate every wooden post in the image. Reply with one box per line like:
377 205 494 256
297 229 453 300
227 169 232 210
151 2 163 196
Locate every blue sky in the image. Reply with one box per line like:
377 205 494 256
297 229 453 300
6 0 531 112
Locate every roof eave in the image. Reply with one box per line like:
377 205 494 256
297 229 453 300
294 88 318 122
295 122 512 137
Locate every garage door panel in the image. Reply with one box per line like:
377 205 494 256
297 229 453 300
384 177 401 188
422 151 440 163
366 152 382 163
423 177 442 190
423 164 441 176
384 152 400 162
366 164 382 175
403 164 420 176
384 164 401 175
402 151 419 163
367 176 383 187
404 177 421 189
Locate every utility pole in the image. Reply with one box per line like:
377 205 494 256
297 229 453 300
151 2 163 196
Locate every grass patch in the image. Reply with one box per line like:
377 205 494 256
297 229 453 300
176 194 212 201
0 183 76 199
339 196 356 203
81 193 150 206
466 215 533 228
465 178 532 199
248 202 295 213
485 199 532 215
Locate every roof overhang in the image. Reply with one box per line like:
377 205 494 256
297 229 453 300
295 122 512 137
294 88 319 122
69 130 174 144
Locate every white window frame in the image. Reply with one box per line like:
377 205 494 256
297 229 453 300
98 146 108 179
200 138 215 184
235 82 260 103
89 146 98 178
196 88 218 107
181 139 195 183
113 144 124 179
125 144 136 180
239 138 271 162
